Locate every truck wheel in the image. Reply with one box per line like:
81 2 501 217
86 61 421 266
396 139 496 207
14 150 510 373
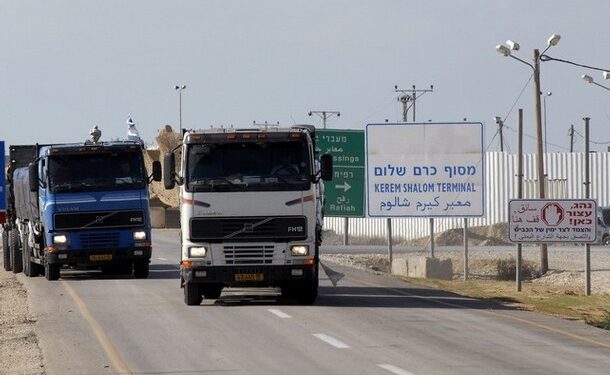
45 262 60 281
202 285 223 299
184 282 202 306
604 236 610 246
22 241 32 277
10 229 23 273
295 279 318 305
2 229 11 271
133 261 149 279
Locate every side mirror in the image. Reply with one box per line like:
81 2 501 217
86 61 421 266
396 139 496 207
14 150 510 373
28 162 39 192
320 154 333 181
151 161 162 182
163 153 176 189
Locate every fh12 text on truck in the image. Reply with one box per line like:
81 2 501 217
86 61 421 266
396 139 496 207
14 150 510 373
164 125 332 305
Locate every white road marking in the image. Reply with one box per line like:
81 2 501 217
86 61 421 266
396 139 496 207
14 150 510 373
312 333 350 349
268 309 292 318
156 257 168 261
378 364 415 375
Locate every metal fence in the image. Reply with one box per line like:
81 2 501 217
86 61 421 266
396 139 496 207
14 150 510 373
325 151 610 239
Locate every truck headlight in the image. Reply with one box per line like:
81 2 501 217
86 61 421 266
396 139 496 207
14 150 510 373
133 231 147 241
189 246 207 257
53 234 67 244
290 245 309 256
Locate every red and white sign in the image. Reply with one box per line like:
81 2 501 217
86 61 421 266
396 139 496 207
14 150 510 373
508 199 597 243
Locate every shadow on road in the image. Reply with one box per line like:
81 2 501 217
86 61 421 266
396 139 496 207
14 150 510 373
52 264 180 281
314 285 520 310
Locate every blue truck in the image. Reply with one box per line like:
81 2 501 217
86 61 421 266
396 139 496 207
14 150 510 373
2 139 161 280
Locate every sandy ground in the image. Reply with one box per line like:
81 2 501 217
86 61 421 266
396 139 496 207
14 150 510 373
321 246 610 296
0 250 44 374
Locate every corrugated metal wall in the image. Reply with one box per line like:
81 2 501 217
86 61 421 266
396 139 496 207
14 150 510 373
325 151 610 240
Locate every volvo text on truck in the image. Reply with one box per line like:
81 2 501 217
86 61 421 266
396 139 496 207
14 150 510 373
164 125 332 305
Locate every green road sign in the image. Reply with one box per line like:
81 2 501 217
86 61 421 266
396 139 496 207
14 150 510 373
316 129 365 217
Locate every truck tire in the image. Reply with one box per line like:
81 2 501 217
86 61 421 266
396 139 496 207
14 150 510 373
10 229 23 274
2 229 11 271
295 280 318 305
201 284 223 300
45 262 60 281
133 261 149 279
22 240 31 276
184 282 202 306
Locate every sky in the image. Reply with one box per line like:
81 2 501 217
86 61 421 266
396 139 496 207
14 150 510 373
1 0 609 154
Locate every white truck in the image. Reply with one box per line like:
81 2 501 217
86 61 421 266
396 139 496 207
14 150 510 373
164 125 332 305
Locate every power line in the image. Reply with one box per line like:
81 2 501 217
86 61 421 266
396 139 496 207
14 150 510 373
540 54 610 73
573 129 610 145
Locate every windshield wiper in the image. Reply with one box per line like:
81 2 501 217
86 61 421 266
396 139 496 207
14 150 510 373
192 177 238 186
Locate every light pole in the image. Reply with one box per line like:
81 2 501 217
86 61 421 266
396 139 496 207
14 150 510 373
174 85 187 134
582 73 610 92
496 34 561 274
308 111 340 129
494 116 505 152
543 91 552 153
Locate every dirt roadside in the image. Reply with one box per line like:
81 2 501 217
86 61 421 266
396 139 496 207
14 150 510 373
0 250 44 375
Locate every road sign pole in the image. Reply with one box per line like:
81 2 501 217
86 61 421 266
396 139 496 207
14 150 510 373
387 218 393 268
430 218 435 258
343 218 349 245
584 117 591 296
516 109 524 292
463 218 468 280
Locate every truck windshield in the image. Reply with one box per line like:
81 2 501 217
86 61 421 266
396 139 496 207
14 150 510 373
49 152 146 193
186 140 311 192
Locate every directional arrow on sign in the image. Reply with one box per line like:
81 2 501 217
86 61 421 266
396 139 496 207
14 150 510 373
335 181 351 192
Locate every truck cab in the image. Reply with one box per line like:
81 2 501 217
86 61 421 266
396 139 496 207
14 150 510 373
164 125 332 305
7 140 161 280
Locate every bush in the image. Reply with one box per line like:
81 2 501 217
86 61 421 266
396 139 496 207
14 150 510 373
496 257 539 281
591 311 610 330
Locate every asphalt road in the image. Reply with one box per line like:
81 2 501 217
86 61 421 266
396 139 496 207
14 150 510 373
18 229 610 375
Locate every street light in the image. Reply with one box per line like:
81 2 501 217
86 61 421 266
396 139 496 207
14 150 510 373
174 84 187 134
496 33 561 274
582 73 610 92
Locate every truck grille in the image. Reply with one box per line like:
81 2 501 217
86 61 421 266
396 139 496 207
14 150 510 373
223 245 275 265
80 231 120 249
54 210 145 230
190 216 307 242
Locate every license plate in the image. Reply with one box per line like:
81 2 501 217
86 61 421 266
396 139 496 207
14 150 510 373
235 273 264 282
90 254 113 262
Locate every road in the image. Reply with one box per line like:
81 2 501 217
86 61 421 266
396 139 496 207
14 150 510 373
19 229 610 375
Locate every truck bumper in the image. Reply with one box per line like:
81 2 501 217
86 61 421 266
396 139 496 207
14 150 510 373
182 264 318 287
47 247 152 267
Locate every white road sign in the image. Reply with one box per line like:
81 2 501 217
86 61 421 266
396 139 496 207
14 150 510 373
366 122 484 217
509 199 597 243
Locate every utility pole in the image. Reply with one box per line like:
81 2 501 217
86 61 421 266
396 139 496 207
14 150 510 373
533 49 548 275
308 111 340 129
494 116 505 152
394 85 434 122
569 124 575 152
394 84 435 258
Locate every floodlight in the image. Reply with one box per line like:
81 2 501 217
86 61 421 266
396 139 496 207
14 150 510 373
496 45 511 57
547 34 561 47
506 40 520 51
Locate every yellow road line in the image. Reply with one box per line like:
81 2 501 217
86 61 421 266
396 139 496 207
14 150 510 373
350 276 610 351
62 281 132 374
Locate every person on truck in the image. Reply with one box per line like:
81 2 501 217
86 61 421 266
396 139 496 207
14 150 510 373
271 155 300 177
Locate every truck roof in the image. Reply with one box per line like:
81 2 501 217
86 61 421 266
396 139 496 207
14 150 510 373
185 125 317 144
